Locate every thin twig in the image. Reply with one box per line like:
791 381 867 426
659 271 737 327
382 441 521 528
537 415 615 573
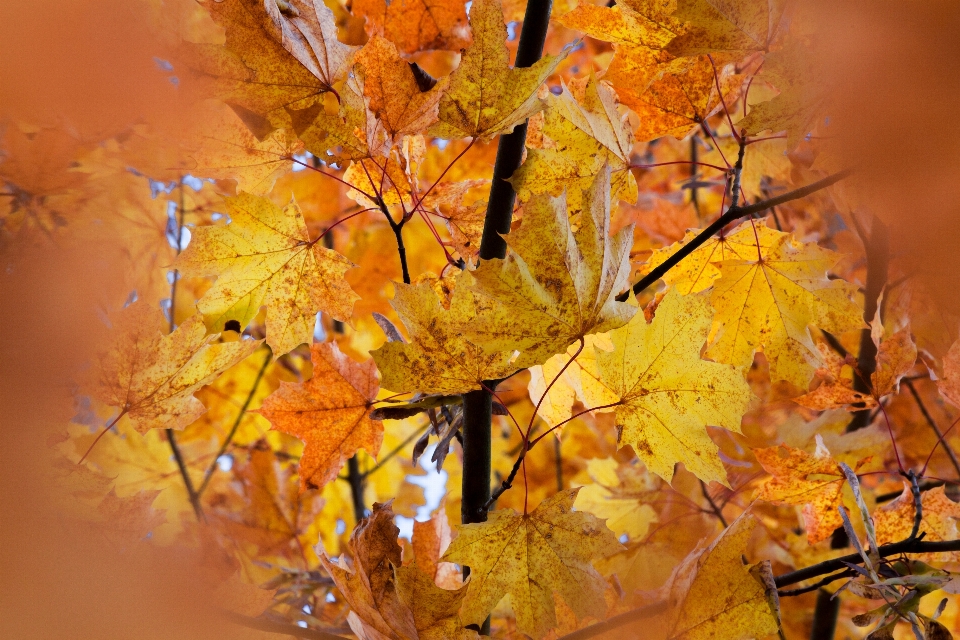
197 347 273 497
360 423 431 480
167 429 205 521
907 469 923 540
777 570 856 597
699 480 728 527
904 378 960 478
616 169 854 301
484 446 527 512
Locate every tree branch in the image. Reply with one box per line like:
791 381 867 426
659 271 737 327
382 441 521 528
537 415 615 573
166 429 204 521
774 538 960 588
616 169 853 301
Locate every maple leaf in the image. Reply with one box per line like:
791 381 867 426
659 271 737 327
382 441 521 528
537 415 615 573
442 488 622 638
793 342 877 411
94 301 262 433
288 73 390 163
753 443 867 544
527 333 618 429
640 220 770 295
258 342 383 492
705 222 864 389
442 200 487 261
188 0 337 129
597 289 753 485
354 36 448 142
371 271 517 395
188 102 303 196
510 77 638 214
174 191 359 356
738 41 829 149
321 502 475 640
264 0 356 91
429 0 564 142
630 55 742 141
556 0 682 110
872 328 917 397
353 0 471 54
666 0 786 58
874 485 960 562
212 442 325 561
574 457 659 539
655 513 781 640
467 166 636 368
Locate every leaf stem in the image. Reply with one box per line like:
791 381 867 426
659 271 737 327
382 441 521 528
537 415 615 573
904 378 960 478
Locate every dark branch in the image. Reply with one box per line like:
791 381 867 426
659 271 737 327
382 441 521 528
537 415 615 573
616 169 853 301
774 538 960 588
777 570 855 597
904 378 960 477
166 429 204 521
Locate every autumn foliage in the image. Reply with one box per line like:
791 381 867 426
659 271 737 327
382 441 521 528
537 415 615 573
6 1 960 639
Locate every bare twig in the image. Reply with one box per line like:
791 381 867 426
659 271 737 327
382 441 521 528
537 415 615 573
777 570 855 597
904 378 960 477
699 480 728 528
198 347 272 497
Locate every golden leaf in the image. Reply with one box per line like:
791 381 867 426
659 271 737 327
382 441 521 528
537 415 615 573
598 290 752 485
442 488 622 638
510 77 638 214
468 166 636 368
430 0 564 142
174 192 358 355
656 513 780 640
706 222 863 389
874 485 960 562
371 270 517 394
94 301 262 433
258 342 383 491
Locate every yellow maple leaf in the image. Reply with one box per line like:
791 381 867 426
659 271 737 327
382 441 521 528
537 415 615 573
597 290 752 485
287 73 390 163
442 488 622 639
640 220 771 295
753 443 866 544
468 166 636 368
353 0 471 54
174 192 359 356
430 0 564 142
257 342 383 491
94 301 262 434
354 35 448 142
510 76 638 214
706 223 864 388
394 564 477 640
574 457 659 539
527 333 618 429
371 270 517 394
666 0 786 58
654 513 781 640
